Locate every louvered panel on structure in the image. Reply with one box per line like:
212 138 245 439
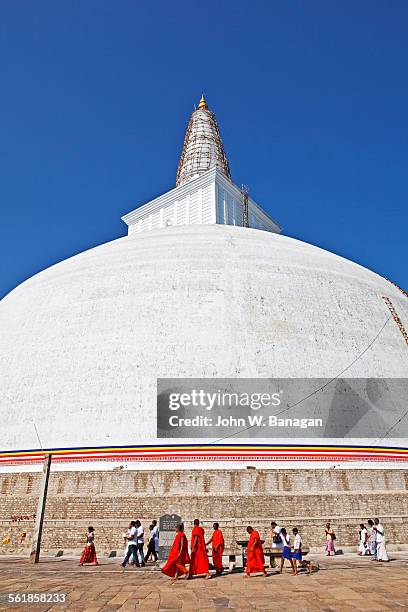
201 184 213 224
140 216 151 232
163 204 175 227
151 210 161 229
189 191 200 224
176 197 188 225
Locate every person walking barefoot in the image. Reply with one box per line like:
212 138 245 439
358 523 369 556
367 519 377 560
325 522 336 556
245 526 268 577
374 518 389 562
292 528 312 574
278 528 297 575
79 526 98 566
206 522 225 576
188 519 211 580
162 524 190 581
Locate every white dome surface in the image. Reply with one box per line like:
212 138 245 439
1 225 407 461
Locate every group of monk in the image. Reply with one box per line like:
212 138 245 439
162 522 282 581
162 519 224 581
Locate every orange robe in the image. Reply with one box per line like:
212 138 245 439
212 529 224 571
246 530 265 575
189 526 209 576
162 532 190 578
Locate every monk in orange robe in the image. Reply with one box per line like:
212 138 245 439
162 524 190 580
188 519 211 579
206 522 225 575
245 526 267 576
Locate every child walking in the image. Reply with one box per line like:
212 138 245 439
292 528 312 574
279 528 297 575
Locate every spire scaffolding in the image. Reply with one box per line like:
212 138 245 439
176 96 231 187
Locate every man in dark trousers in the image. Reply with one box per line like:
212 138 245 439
121 521 138 568
145 520 159 562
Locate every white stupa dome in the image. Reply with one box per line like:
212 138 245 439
1 224 407 467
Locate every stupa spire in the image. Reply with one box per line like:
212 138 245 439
176 95 231 187
197 94 208 110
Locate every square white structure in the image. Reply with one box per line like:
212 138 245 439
121 168 281 235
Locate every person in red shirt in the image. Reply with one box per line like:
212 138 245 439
161 524 190 581
245 526 267 577
206 522 225 575
188 519 211 579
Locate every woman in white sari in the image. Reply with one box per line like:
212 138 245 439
374 518 389 562
367 519 377 559
358 523 369 555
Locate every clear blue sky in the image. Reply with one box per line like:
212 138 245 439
1 0 407 299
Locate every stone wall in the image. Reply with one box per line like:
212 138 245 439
1 468 407 555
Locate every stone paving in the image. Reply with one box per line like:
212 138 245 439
0 554 407 611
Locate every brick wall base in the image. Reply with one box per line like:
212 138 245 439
1 468 407 555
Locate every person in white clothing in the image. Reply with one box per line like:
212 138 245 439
279 528 297 575
135 520 145 567
121 521 138 568
374 518 389 562
292 527 313 573
358 523 369 555
270 521 283 549
367 519 377 560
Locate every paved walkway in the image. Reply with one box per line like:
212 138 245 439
0 554 407 611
